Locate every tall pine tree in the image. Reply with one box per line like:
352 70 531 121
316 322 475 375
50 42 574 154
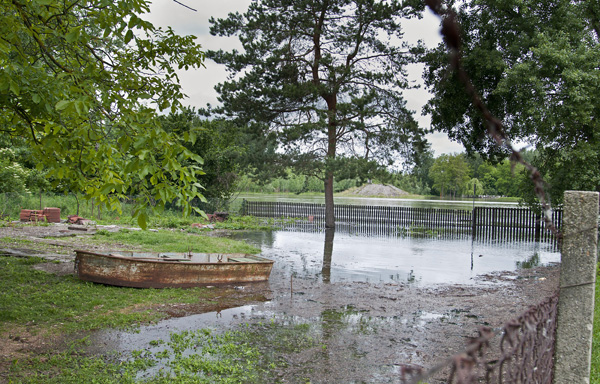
208 0 427 227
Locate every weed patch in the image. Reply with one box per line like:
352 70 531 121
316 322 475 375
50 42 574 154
7 321 320 384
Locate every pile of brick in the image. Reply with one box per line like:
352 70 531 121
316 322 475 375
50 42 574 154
43 208 61 222
19 207 61 223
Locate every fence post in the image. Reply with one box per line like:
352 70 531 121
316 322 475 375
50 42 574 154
554 191 598 384
535 213 542 242
471 206 477 240
241 199 247 216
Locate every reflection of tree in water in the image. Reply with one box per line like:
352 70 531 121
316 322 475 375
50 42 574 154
516 252 541 269
322 228 335 283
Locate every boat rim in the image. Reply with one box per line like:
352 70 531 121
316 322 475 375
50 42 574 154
74 249 274 265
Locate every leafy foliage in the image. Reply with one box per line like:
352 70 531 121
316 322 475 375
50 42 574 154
0 136 49 194
0 0 207 227
428 153 471 197
208 0 427 226
423 0 600 204
160 109 245 211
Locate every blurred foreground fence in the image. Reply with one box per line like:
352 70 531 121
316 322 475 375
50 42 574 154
241 200 562 242
401 293 559 384
400 191 598 384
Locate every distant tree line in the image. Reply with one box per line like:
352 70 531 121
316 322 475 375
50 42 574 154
237 172 359 195
392 151 531 199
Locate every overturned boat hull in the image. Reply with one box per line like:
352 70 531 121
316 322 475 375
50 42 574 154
74 250 274 288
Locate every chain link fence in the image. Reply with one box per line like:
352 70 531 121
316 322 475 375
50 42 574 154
401 292 559 384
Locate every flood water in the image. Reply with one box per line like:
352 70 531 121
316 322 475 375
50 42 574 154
90 206 561 383
227 229 560 286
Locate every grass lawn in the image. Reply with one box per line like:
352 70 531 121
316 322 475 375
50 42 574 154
0 228 281 383
0 255 295 384
89 227 261 253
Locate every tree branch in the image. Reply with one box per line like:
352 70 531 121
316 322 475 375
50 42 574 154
425 0 559 237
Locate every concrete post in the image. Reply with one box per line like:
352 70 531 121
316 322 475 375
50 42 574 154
554 191 598 384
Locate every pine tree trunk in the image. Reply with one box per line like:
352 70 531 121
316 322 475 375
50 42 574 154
324 173 335 228
322 227 335 282
324 99 337 229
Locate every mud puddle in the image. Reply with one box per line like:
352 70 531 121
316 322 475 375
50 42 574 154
87 229 560 383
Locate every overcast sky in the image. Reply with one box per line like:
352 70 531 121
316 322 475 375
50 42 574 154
145 0 464 156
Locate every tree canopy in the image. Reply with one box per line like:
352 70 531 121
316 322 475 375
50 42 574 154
423 0 600 204
159 109 244 211
208 0 427 227
428 153 470 198
0 0 206 227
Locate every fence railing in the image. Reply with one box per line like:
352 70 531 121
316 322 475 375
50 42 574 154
472 206 562 243
241 200 562 242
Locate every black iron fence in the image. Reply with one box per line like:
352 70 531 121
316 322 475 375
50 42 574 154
241 200 562 242
472 206 562 243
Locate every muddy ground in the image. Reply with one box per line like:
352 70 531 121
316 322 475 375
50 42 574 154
0 223 560 383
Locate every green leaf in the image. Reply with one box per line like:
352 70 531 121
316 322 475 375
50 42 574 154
65 27 81 43
55 100 70 111
0 76 8 91
124 29 134 44
32 94 41 104
137 212 148 230
138 150 149 160
9 80 19 96
193 207 208 219
100 183 115 195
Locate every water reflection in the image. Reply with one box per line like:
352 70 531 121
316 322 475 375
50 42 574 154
229 229 560 286
322 228 334 283
516 252 541 269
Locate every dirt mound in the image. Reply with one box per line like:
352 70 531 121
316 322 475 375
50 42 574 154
350 183 408 197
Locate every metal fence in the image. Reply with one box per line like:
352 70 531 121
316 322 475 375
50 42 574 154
241 200 562 242
401 292 559 384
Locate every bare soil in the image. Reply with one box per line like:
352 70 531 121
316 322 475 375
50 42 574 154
0 222 560 383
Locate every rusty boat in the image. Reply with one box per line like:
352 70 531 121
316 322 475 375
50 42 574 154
74 250 274 288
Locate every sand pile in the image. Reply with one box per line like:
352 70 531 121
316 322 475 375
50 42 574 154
350 183 408 197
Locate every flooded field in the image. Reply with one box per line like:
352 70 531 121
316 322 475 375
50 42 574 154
228 230 560 285
89 229 560 383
